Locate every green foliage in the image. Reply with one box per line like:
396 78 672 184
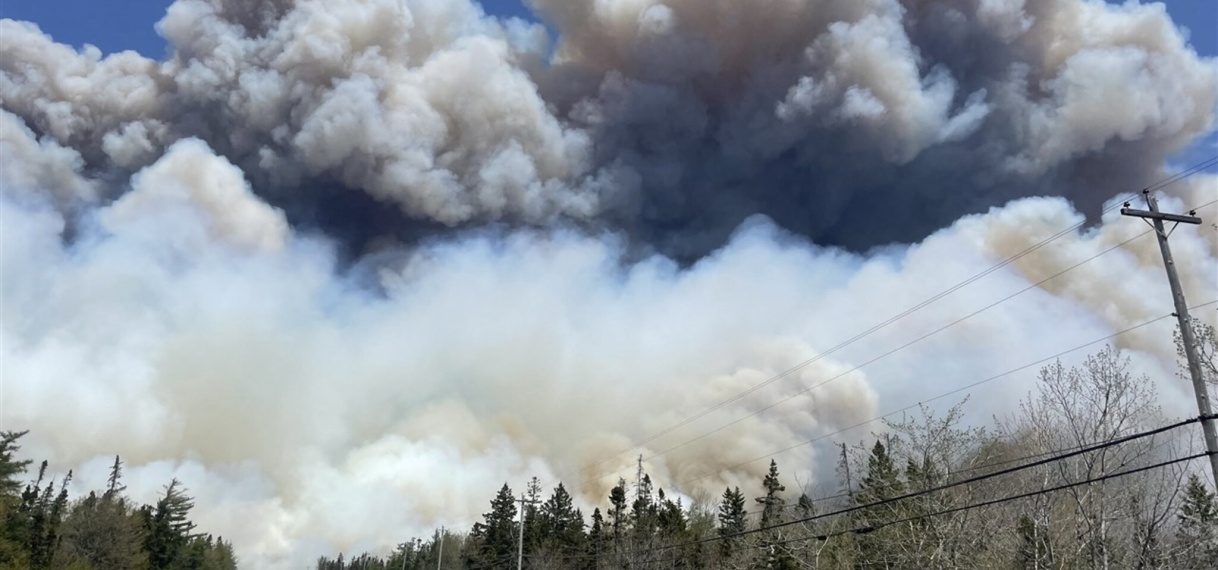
53 491 150 570
716 486 747 559
607 478 628 548
0 431 32 499
143 479 199 570
0 432 234 570
466 483 517 568
539 483 585 555
756 460 786 531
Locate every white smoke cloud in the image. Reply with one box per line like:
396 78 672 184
2 0 1217 568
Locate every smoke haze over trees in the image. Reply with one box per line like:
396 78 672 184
1 0 1216 567
313 348 1218 569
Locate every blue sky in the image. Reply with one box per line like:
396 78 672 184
0 1 534 57
1 0 1214 59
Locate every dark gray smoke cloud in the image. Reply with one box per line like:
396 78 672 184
2 0 1212 257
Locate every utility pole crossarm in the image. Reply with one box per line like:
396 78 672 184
1118 207 1202 225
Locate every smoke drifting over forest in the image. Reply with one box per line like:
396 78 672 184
1 0 1215 567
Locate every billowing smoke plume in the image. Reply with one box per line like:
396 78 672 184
2 0 1216 567
3 0 1213 254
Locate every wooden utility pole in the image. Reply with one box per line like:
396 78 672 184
436 526 444 570
517 493 539 570
1121 190 1218 487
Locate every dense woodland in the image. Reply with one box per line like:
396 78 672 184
318 336 1218 570
0 440 237 570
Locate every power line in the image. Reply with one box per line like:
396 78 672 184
673 299 1217 490
648 228 1157 460
564 158 1217 488
543 414 1214 562
728 420 1183 521
767 451 1213 547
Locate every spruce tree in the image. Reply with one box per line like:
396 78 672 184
608 479 629 548
144 479 198 569
0 431 31 498
853 440 905 569
756 460 786 530
587 508 607 569
477 483 518 567
105 455 126 499
540 482 585 554
716 486 747 559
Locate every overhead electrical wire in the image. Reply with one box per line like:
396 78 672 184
564 156 1217 488
673 299 1217 489
531 413 1215 563
589 199 1214 491
624 450 1213 567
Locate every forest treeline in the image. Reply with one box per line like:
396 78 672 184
319 343 1218 570
0 437 237 570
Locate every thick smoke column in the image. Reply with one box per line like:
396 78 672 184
1 0 1216 568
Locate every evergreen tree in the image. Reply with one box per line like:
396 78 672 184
856 441 903 506
540 482 585 555
755 460 786 530
587 508 607 570
1015 514 1053 570
1174 474 1218 570
717 486 747 559
106 455 127 498
0 431 31 568
0 431 31 498
656 490 686 538
853 440 905 569
630 473 658 547
608 478 629 548
476 483 518 567
522 476 543 553
143 478 198 569
796 493 814 519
